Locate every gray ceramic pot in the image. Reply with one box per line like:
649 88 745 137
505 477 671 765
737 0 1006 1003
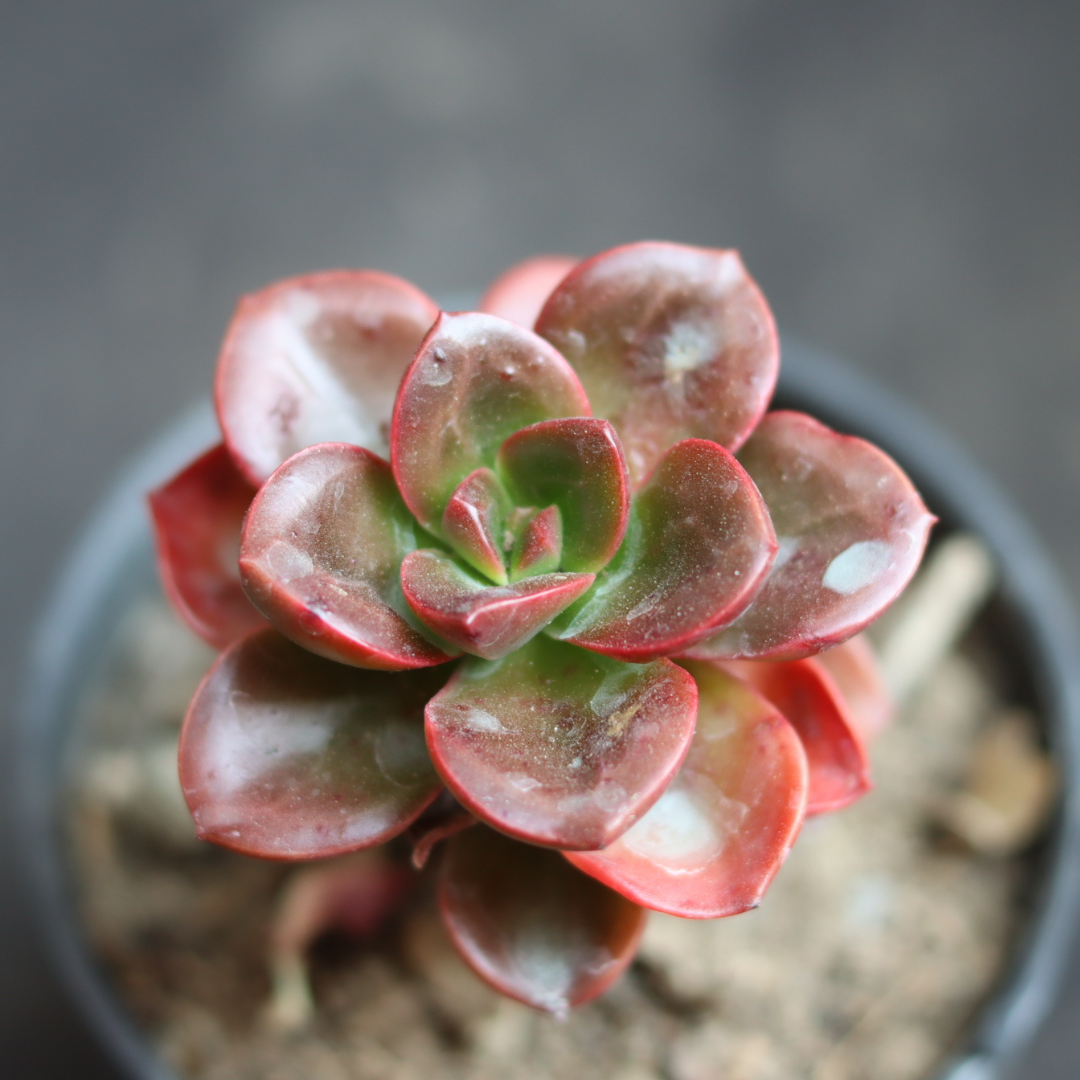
19 339 1080 1080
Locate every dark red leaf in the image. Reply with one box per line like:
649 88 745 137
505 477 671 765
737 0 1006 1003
400 549 594 660
216 270 439 485
179 629 445 859
425 636 698 850
511 505 563 579
391 311 591 532
536 241 778 485
148 444 264 649
567 660 807 917
240 443 457 671
554 439 776 661
440 827 646 1015
685 411 936 661
479 254 579 329
497 417 630 574
719 657 870 814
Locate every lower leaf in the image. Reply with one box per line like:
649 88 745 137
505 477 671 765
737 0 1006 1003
439 826 646 1015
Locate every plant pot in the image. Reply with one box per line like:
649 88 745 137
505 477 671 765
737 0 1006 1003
19 337 1080 1080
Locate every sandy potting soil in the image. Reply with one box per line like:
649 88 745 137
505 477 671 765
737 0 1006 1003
66 593 1045 1080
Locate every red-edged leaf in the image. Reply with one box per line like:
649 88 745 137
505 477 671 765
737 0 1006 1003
816 634 892 738
441 468 512 585
148 444 264 649
535 241 778 485
497 418 630 574
567 660 807 918
719 657 870 814
479 254 579 329
401 549 594 660
425 636 698 850
511 505 563 579
391 312 591 532
684 411 936 661
240 443 456 671
179 629 445 859
439 826 646 1015
553 439 777 662
216 270 439 485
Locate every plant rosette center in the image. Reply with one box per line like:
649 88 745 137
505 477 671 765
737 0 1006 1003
151 241 934 1015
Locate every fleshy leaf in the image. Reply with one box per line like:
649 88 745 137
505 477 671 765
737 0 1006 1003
148 444 264 649
719 657 870 814
240 443 457 671
684 411 936 661
391 311 591 531
497 418 630 573
425 636 698 850
401 549 594 660
408 792 478 869
567 661 807 917
511 505 563 579
179 629 445 859
442 468 512 585
554 439 777 662
478 254 579 328
535 241 778 485
216 270 439 485
817 635 892 738
439 826 646 1015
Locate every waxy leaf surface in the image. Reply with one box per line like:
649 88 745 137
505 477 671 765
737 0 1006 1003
217 271 439 485
441 468 511 585
240 444 456 670
817 635 892 738
392 312 591 531
426 636 698 850
567 661 807 917
401 550 594 660
498 418 630 573
148 444 263 649
440 826 646 1015
511 505 563 579
554 439 776 661
536 241 778 485
179 629 444 859
685 411 935 661
720 657 870 814
479 254 579 329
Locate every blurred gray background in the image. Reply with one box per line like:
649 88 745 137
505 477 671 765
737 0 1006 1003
1 1 1078 1075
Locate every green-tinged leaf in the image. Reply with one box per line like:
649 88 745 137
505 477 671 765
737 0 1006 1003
240 443 457 671
567 661 807 917
684 411 936 661
425 636 698 850
440 827 646 1015
497 417 629 573
391 311 591 531
179 629 445 859
216 270 439 485
536 241 778 485
441 468 512 585
510 505 563 579
401 549 594 660
554 439 776 661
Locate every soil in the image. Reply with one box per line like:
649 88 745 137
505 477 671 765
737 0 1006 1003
67 594 1041 1080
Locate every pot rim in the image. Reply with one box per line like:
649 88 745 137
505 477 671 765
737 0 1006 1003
18 337 1080 1080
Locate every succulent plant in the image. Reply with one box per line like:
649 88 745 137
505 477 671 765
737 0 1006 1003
151 241 934 1016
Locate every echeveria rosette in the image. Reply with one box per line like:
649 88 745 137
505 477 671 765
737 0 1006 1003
153 241 933 1017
